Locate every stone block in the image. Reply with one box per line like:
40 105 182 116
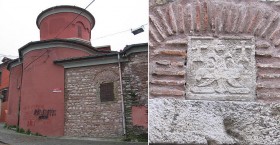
186 37 256 101
149 98 280 144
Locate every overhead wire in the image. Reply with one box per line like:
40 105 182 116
55 0 95 38
92 29 131 40
23 50 49 70
16 0 147 70
23 0 96 70
92 23 148 40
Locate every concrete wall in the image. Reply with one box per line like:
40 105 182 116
64 64 123 138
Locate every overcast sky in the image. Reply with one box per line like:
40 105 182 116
0 0 148 59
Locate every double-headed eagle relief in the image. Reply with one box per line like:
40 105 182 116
186 37 256 100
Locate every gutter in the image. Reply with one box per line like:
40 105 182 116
118 53 126 136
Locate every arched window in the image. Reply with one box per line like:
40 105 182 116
76 21 85 38
77 26 82 38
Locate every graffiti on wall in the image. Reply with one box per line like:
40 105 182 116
33 109 56 120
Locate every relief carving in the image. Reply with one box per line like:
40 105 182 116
186 37 256 100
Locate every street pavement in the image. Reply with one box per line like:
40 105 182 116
0 124 148 145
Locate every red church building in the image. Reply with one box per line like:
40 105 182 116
6 5 147 138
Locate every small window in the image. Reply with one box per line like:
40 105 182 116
2 89 8 102
77 26 82 38
100 82 114 102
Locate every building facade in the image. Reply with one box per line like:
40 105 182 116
6 5 147 138
0 57 12 122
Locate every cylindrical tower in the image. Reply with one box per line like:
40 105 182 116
36 5 95 41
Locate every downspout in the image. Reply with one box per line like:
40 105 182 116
18 59 23 128
118 53 126 136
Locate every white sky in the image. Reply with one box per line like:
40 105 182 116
0 0 148 59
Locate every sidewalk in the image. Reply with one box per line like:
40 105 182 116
0 123 147 145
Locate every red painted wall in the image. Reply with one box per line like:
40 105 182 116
0 63 10 90
19 47 92 136
7 6 99 136
39 13 92 41
131 106 148 128
0 102 8 122
6 64 22 126
0 62 10 122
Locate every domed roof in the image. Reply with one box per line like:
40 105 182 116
36 5 95 30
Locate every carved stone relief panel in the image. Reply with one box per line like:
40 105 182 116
186 37 256 101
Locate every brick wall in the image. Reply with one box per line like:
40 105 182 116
64 64 123 137
122 52 148 135
149 0 280 144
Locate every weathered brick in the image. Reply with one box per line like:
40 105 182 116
155 60 171 66
150 88 184 96
177 4 185 33
195 1 201 32
156 7 174 36
152 69 185 76
168 3 177 34
166 38 188 45
150 80 185 86
155 49 186 56
149 0 280 102
170 61 184 67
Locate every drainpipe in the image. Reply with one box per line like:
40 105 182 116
18 59 23 128
118 53 126 136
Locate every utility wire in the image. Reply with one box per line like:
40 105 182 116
92 29 131 40
22 1 146 70
55 0 95 38
23 0 96 70
23 50 49 70
92 23 148 40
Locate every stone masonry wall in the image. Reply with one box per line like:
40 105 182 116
64 64 123 138
149 0 280 144
122 52 148 136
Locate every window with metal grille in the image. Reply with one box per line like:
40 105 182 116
78 26 82 38
100 82 114 102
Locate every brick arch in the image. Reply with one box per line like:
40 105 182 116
149 0 280 101
75 21 89 31
149 0 280 46
93 70 119 84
